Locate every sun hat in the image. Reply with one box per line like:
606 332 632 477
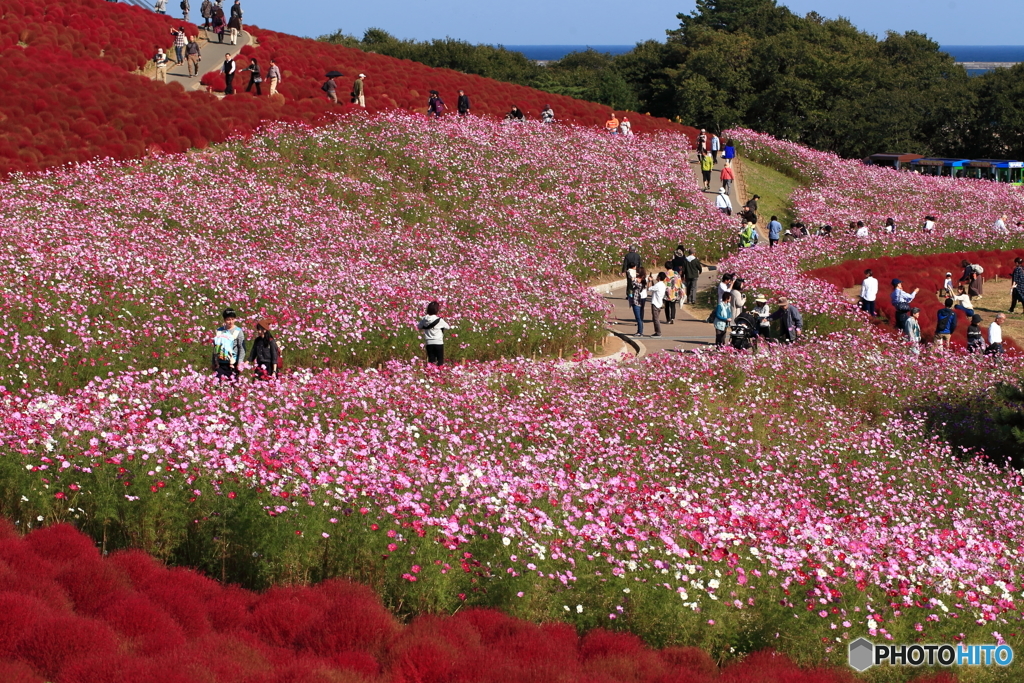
891 278 901 287
359 73 365 77
754 295 767 303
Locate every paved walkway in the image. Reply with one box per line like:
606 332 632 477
165 27 252 92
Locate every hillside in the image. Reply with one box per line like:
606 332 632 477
0 0 694 177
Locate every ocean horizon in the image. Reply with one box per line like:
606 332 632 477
501 44 1024 69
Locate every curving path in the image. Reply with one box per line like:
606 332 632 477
164 27 252 93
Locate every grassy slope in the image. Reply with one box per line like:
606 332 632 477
736 157 802 227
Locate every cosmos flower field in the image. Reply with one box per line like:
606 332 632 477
0 115 1023 681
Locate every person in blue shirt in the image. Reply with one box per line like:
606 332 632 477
768 216 782 248
934 298 957 352
890 279 919 331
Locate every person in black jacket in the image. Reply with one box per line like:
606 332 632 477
248 320 280 378
670 245 686 274
457 90 470 116
683 249 703 304
620 245 641 299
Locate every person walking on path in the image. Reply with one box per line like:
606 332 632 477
696 129 707 153
266 58 281 96
200 0 213 27
322 74 338 103
427 91 446 117
222 54 236 95
768 216 782 247
211 4 226 42
170 26 187 64
621 245 641 296
699 153 714 191
903 307 922 353
663 262 683 324
859 269 878 316
723 138 736 162
720 161 735 193
935 298 957 352
712 292 732 347
248 320 280 378
212 308 246 379
715 187 732 215
683 250 702 304
184 36 202 77
154 0 168 14
671 245 686 275
649 272 666 337
457 90 470 116
229 0 243 30
153 48 169 83
244 58 262 95
417 301 451 366
890 279 918 331
181 0 190 22
541 105 554 124
710 133 720 164
353 74 366 107
967 314 985 353
628 267 647 337
986 313 1006 356
1010 257 1024 313
605 113 620 134
960 259 984 298
768 297 803 343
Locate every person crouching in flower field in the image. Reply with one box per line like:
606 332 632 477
418 301 450 366
212 308 246 379
248 320 280 379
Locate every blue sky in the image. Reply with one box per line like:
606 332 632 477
241 0 1022 45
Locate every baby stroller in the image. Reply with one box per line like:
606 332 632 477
730 311 759 351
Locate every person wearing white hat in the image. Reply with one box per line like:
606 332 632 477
352 73 366 107
715 186 732 215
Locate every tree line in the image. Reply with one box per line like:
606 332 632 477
320 0 1024 160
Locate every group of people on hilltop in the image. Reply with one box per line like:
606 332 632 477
604 113 633 136
859 255 1024 356
322 73 366 106
152 1 251 86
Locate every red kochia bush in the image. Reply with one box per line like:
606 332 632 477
2 520 950 682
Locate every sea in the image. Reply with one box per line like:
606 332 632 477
502 44 1024 75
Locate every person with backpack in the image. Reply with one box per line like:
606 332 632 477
859 269 878 316
427 91 445 117
663 262 683 324
248 320 280 378
959 259 983 298
683 249 702 304
244 58 262 94
211 4 226 42
222 54 237 95
711 292 732 347
457 90 470 116
768 297 803 343
200 0 213 27
1010 257 1024 313
417 301 451 366
934 298 957 352
184 36 201 77
890 279 918 331
180 0 190 22
967 314 985 353
699 152 713 191
212 308 246 379
322 74 337 103
352 74 365 107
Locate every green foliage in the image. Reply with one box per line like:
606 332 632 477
927 380 1024 469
